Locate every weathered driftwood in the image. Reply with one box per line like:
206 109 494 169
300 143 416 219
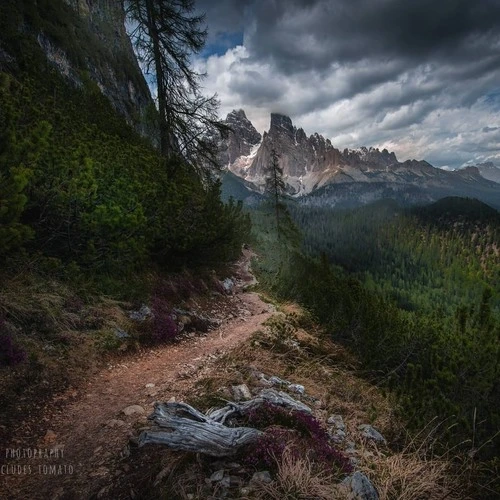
138 390 311 457
208 388 312 424
138 402 261 456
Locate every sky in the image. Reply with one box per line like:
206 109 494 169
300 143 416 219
193 0 500 169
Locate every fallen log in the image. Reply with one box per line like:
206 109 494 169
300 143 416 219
208 388 312 424
138 401 261 457
137 389 311 457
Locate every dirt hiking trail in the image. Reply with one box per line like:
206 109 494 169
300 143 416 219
2 249 274 500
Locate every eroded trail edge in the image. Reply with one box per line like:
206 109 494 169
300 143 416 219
3 250 273 500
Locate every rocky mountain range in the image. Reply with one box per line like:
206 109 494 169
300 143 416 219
219 110 500 209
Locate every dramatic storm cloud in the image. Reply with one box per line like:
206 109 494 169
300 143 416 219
195 0 500 168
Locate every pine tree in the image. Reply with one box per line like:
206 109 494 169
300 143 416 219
264 148 286 242
125 0 226 170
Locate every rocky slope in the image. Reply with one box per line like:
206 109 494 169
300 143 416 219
219 111 500 209
0 0 153 137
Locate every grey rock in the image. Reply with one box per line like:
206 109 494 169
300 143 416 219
106 419 126 428
37 3 153 138
232 384 252 401
114 327 129 339
173 308 220 333
219 476 231 488
210 469 225 482
122 405 145 416
251 470 272 484
227 476 244 488
342 471 379 500
327 414 345 431
358 424 386 444
345 441 357 454
221 278 235 294
269 376 290 386
288 383 305 395
330 429 346 443
129 305 152 322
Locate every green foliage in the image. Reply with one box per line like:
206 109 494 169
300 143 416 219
252 199 500 457
0 6 249 271
0 74 50 254
292 198 500 316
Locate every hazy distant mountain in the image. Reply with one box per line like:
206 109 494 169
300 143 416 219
475 161 500 184
218 110 500 209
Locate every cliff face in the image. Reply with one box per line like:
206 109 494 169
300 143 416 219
4 0 154 137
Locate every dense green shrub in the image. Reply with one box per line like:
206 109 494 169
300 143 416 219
0 65 249 271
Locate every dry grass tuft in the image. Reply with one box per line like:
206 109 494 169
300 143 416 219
358 424 466 500
253 447 341 499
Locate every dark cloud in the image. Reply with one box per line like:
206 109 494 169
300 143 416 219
196 0 500 169
245 0 500 73
195 0 252 41
228 69 284 104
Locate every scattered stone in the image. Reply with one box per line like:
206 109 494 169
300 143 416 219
145 383 155 388
221 278 235 294
288 384 305 395
210 469 225 482
327 414 345 431
226 462 242 470
269 376 290 386
220 476 231 488
114 327 129 339
129 305 153 322
342 471 379 500
43 430 57 445
330 429 346 443
284 338 300 349
345 441 357 454
232 384 252 401
146 387 159 396
122 405 145 416
250 471 272 484
106 419 126 428
173 308 220 332
358 424 386 444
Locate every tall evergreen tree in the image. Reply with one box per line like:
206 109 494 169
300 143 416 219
264 147 299 249
125 0 225 170
265 148 286 242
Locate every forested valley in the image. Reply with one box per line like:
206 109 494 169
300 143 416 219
251 196 499 472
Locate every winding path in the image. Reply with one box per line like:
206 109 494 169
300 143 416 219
2 250 273 499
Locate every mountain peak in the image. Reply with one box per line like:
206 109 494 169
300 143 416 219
270 113 294 135
227 109 248 121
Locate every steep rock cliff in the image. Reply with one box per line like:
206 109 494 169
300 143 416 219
0 0 153 137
